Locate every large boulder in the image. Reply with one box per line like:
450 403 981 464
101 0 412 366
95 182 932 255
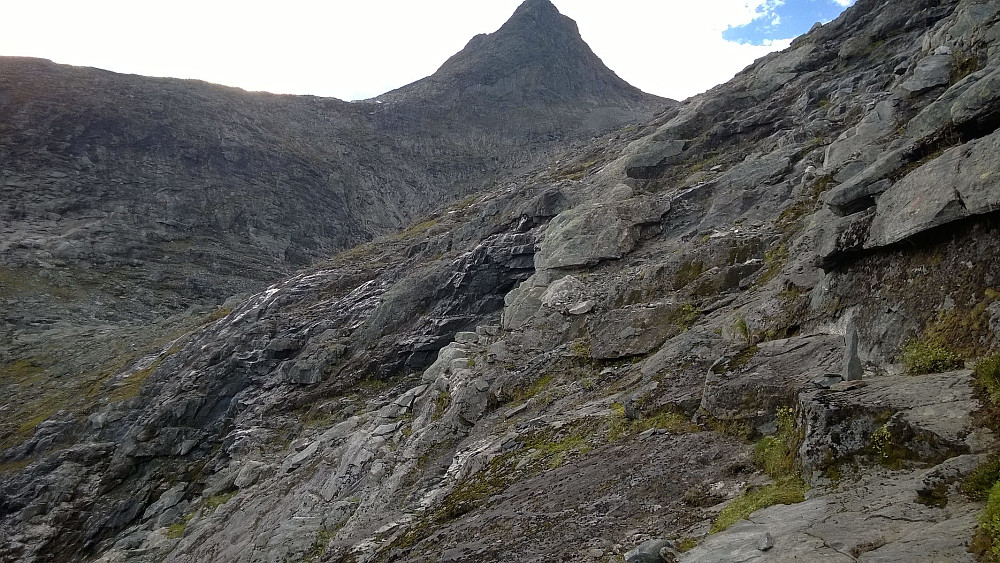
866 128 1000 248
535 188 666 270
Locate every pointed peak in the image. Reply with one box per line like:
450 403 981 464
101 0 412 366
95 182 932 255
502 0 577 35
512 0 561 17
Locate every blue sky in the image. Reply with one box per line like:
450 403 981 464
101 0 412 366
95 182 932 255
724 0 857 45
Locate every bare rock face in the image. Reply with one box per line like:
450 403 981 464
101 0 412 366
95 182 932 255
6 0 1000 562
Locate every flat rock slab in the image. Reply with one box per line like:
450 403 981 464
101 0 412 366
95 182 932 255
681 464 979 562
823 370 976 445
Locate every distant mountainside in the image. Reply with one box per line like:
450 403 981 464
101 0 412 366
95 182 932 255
0 1 666 316
0 0 667 442
377 0 659 134
6 0 1000 561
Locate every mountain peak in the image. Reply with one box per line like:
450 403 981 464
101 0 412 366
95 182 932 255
507 0 566 27
379 0 666 112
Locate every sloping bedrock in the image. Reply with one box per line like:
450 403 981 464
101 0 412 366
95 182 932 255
865 127 1000 248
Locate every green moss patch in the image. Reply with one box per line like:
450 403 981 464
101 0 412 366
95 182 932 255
673 260 705 290
753 407 798 479
963 455 1000 501
607 403 699 442
165 522 186 539
901 339 963 375
974 482 1000 561
711 477 807 533
975 354 1000 406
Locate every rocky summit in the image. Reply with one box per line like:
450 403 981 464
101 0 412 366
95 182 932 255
3 0 1000 561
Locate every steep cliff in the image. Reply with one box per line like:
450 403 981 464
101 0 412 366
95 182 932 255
4 0 1000 562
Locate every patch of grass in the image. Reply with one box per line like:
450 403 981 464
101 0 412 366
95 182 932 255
707 416 755 441
667 303 700 330
734 317 751 346
395 216 441 241
303 528 340 561
431 391 451 421
975 481 1000 561
900 339 962 375
165 522 186 539
205 490 237 511
923 290 1000 359
710 477 807 533
676 537 699 552
975 354 1000 407
527 431 592 470
560 160 599 181
716 345 758 373
753 407 798 479
962 455 1000 501
107 346 181 402
201 306 232 325
757 243 789 286
608 403 698 442
951 50 981 85
868 423 916 469
673 260 705 290
0 457 35 474
571 340 592 360
0 358 46 384
513 373 554 404
448 194 479 212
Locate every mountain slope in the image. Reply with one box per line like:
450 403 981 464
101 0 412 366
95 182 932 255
0 0 667 500
5 0 1000 561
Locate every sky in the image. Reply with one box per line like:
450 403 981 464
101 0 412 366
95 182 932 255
0 0 856 102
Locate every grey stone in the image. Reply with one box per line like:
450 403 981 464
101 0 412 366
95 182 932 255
866 129 1000 248
951 66 1000 126
813 374 844 389
901 53 952 94
454 331 479 344
824 98 899 173
505 402 529 419
476 325 501 336
829 380 867 392
372 422 403 437
842 324 863 381
624 137 688 179
540 275 587 313
626 538 675 563
535 195 665 270
756 532 774 551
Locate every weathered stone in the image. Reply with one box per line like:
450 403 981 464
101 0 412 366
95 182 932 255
587 303 689 360
626 538 675 563
829 380 867 392
900 53 952 94
539 275 587 313
454 331 479 344
866 129 1000 248
535 195 665 270
842 324 863 381
824 98 900 173
624 136 688 179
951 65 1000 126
813 374 844 389
756 532 774 551
372 422 403 437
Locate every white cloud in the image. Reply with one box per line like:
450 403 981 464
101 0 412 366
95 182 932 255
0 0 803 101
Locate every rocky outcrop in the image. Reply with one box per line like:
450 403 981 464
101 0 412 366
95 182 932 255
5 0 1000 561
